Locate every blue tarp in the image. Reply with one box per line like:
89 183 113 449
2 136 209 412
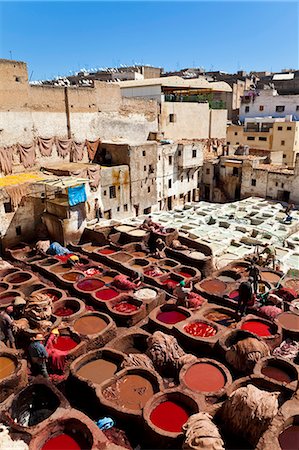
68 184 87 206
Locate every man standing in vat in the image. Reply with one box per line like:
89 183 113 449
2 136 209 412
175 280 193 308
0 307 16 349
28 333 49 378
236 278 254 317
247 263 260 294
259 243 276 269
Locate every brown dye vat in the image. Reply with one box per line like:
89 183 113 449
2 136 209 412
101 275 115 283
39 258 58 267
110 252 133 263
159 259 179 270
279 424 299 450
37 288 64 302
129 258 150 270
77 359 118 385
203 308 238 328
82 243 101 252
5 271 33 285
0 282 9 293
0 291 23 307
0 268 20 280
102 373 154 410
73 315 108 335
261 271 282 284
200 279 227 295
277 312 299 332
0 355 16 380
51 264 70 274
131 251 147 258
61 272 84 282
261 366 292 383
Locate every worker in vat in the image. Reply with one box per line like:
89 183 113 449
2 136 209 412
154 239 166 259
0 306 16 349
12 296 26 320
28 333 49 378
236 278 254 317
174 280 193 308
259 243 276 270
247 263 260 295
94 198 103 222
170 239 188 251
67 255 80 268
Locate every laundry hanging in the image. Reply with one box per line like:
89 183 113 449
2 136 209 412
85 139 101 161
0 147 14 175
72 141 85 162
37 137 54 157
68 183 87 206
17 143 36 168
55 138 72 158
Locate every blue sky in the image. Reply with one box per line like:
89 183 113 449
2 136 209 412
0 1 298 80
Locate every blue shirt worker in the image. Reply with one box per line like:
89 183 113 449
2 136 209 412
28 333 49 378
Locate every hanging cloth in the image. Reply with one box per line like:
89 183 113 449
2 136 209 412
72 141 85 162
0 147 14 175
68 184 87 206
37 137 54 157
87 165 101 189
17 143 36 168
85 139 100 161
5 184 29 208
55 138 72 158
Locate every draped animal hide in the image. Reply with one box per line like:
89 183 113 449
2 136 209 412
37 137 54 157
0 147 14 175
17 143 36 168
55 138 72 158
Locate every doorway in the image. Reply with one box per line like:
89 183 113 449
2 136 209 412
167 196 172 210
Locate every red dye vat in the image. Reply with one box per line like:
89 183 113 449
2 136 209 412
229 290 239 300
261 365 292 383
113 302 139 313
184 322 217 337
150 401 189 433
162 278 178 288
184 363 226 392
46 293 59 302
98 248 116 255
52 336 78 351
42 434 81 450
77 279 104 291
95 288 118 301
56 254 74 263
177 271 192 278
55 307 74 317
279 425 299 450
156 310 188 324
241 320 272 337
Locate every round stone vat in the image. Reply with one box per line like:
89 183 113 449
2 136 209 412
4 271 35 288
143 390 200 448
218 328 263 359
216 269 241 283
35 287 65 303
134 287 163 314
100 270 119 284
0 290 24 308
238 314 282 348
22 283 47 297
58 271 85 286
81 242 102 254
53 298 85 322
0 351 28 403
196 277 229 299
92 287 120 308
100 367 163 422
50 263 72 275
158 273 184 293
107 295 145 326
38 258 59 268
180 358 232 398
74 277 105 295
95 246 118 256
149 304 191 332
9 383 61 428
175 318 222 355
0 267 20 280
114 224 136 233
290 299 299 315
129 258 150 271
72 312 117 351
276 311 299 340
254 356 299 388
278 415 299 450
158 259 179 272
108 330 150 355
82 266 103 277
202 306 239 329
229 261 250 275
174 266 201 281
260 269 283 286
110 251 133 264
0 282 10 293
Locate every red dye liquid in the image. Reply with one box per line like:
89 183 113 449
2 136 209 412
52 336 78 351
77 278 104 291
46 293 59 302
55 307 74 317
184 322 217 337
279 425 299 450
98 248 116 255
241 320 272 337
261 365 292 383
113 302 139 313
0 293 17 304
56 254 74 263
95 288 118 301
42 434 81 450
177 271 192 278
150 401 189 433
184 363 226 392
9 273 31 284
162 278 178 288
229 290 239 300
156 311 188 324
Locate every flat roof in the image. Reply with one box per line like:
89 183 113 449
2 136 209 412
117 76 232 92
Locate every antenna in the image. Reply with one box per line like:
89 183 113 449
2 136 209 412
9 50 12 60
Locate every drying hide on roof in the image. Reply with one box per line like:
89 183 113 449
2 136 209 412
226 336 270 372
183 412 224 450
219 384 279 446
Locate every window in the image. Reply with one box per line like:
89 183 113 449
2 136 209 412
297 106 299 111
4 201 13 213
144 165 146 171
275 182 278 187
287 126 292 131
247 136 255 141
251 179 256 186
276 106 285 112
15 76 21 82
16 226 21 236
168 179 172 188
181 176 183 182
206 168 210 175
281 140 285 146
192 149 197 158
278 126 283 131
245 106 250 113
234 132 238 136
144 207 151 215
281 183 284 188
143 150 146 156
178 150 182 156
259 105 264 111
233 167 239 176
149 164 154 173
169 114 176 123
227 142 230 145
124 204 128 212
192 174 194 180
168 156 172 165
158 155 161 160
180 194 184 199
117 206 120 212
259 137 267 141
148 186 151 193
103 190 107 196
109 186 116 198
283 154 286 159
236 142 240 145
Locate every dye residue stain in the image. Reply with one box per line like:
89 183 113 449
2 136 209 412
279 425 299 450
52 336 78 351
73 316 107 335
77 359 117 385
54 306 74 317
184 363 225 392
103 374 154 410
112 302 139 313
241 320 272 337
156 310 188 324
77 278 104 291
261 365 292 383
150 401 189 433
184 322 217 337
0 356 16 380
42 434 81 450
